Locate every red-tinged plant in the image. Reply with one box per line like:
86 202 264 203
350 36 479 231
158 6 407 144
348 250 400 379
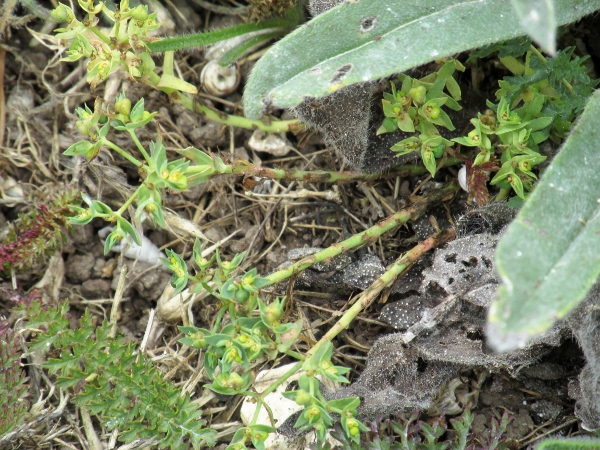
463 159 500 206
0 187 79 273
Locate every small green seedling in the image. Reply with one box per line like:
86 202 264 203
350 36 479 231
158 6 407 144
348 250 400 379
377 59 464 177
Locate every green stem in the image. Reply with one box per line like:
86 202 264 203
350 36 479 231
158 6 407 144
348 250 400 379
102 138 142 167
186 93 302 133
494 187 511 201
264 183 459 286
529 45 548 64
143 69 301 133
88 26 111 45
231 163 379 183
116 185 143 215
212 306 227 333
561 78 574 95
127 129 151 162
254 360 303 413
250 394 278 427
315 228 456 347
185 155 461 184
113 17 122 43
249 228 456 426
283 349 305 361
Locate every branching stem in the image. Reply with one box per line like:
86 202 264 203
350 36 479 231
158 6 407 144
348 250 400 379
264 183 458 286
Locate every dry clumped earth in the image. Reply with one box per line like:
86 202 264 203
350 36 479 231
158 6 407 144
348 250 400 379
1 1 600 449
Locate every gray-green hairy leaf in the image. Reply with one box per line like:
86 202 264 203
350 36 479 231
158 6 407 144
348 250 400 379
510 0 556 54
487 89 600 351
243 0 600 119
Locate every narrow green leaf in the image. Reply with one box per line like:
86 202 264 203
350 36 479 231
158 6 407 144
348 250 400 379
146 19 289 53
243 0 600 119
487 90 600 351
510 0 556 55
536 438 600 449
218 30 283 67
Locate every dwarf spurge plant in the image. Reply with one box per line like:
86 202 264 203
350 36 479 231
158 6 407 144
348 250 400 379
174 242 368 447
377 59 464 177
378 46 598 205
60 94 457 443
51 0 302 133
457 44 597 203
65 95 434 255
173 211 456 447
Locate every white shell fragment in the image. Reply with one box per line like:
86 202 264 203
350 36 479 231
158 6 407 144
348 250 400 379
240 363 340 450
240 363 305 449
248 129 293 157
0 175 25 206
458 165 469 192
200 60 241 97
98 226 165 266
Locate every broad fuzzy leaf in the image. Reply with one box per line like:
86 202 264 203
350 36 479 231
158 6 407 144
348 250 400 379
243 0 600 119
510 0 556 54
487 89 600 351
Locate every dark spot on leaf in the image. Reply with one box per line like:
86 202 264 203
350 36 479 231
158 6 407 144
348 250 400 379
461 256 479 267
416 357 428 373
307 67 322 75
444 253 457 263
360 16 378 33
330 64 353 84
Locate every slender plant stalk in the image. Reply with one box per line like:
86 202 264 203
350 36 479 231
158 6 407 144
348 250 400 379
251 227 457 417
230 156 462 183
102 139 142 167
316 228 456 345
139 63 301 133
264 182 459 286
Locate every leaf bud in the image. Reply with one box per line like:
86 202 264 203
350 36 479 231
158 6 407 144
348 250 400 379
190 331 209 349
51 4 74 22
263 303 282 325
76 120 93 136
131 5 149 21
294 389 313 406
305 406 321 421
235 289 250 303
429 106 441 120
409 85 426 104
227 372 245 390
114 97 132 116
467 129 480 143
432 144 445 158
